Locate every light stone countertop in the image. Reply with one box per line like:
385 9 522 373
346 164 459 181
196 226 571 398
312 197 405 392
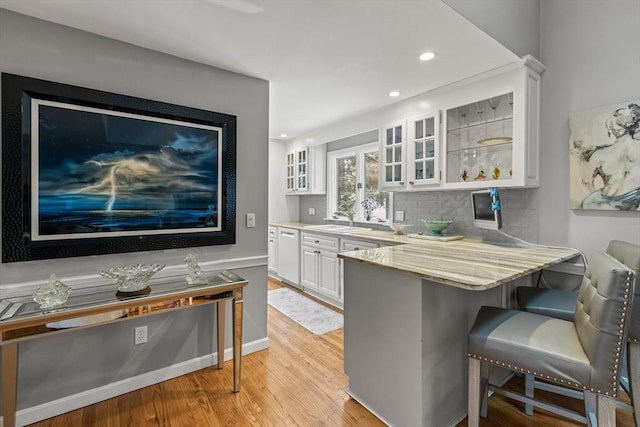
269 222 581 290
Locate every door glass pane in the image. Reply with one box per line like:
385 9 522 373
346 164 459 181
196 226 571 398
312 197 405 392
364 151 389 222
425 118 434 137
394 146 402 163
386 147 393 164
415 141 424 159
393 165 401 181
426 160 434 179
385 166 393 182
336 156 356 214
386 128 393 145
415 120 423 139
415 162 424 180
426 140 434 158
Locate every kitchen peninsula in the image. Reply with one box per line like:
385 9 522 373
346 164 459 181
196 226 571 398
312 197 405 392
338 239 579 427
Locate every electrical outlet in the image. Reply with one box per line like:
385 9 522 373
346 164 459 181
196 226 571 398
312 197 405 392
246 213 256 228
134 325 147 345
308 207 316 215
395 211 404 222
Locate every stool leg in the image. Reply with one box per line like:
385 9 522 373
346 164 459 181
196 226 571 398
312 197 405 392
628 341 640 427
524 374 534 415
468 358 482 427
596 394 616 427
480 362 489 418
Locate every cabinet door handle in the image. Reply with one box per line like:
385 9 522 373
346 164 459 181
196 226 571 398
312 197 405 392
409 181 414 185
399 181 404 185
315 240 320 243
354 247 360 251
269 239 274 243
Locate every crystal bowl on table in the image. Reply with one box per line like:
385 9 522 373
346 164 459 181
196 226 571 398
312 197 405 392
100 263 166 293
422 219 453 235
388 223 410 235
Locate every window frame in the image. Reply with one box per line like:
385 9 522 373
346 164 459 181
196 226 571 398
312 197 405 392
326 142 392 224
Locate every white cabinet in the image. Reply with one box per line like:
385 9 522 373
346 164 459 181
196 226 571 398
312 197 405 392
379 56 544 192
300 232 340 300
268 226 278 274
407 112 441 189
380 120 407 190
441 56 543 189
276 227 300 285
285 145 327 195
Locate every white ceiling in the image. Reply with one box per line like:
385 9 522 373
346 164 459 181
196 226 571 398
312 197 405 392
0 0 519 141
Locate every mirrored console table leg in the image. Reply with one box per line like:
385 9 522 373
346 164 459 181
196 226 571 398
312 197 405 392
233 288 244 393
216 299 225 370
2 341 18 427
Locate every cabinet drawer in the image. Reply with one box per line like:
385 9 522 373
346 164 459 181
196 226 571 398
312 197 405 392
301 232 339 251
340 238 379 252
269 226 278 239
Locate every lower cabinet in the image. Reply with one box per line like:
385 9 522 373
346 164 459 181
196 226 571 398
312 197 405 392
268 226 278 274
301 232 340 300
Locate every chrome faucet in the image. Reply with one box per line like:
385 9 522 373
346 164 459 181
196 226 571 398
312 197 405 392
333 211 354 227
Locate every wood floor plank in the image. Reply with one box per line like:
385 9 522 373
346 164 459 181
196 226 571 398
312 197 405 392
26 277 636 427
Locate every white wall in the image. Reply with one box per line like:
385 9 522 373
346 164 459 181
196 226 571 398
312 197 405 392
538 0 640 257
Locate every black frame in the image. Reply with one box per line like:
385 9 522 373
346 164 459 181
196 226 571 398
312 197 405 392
2 73 237 263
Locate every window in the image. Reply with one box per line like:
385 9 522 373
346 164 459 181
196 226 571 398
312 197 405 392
327 142 392 223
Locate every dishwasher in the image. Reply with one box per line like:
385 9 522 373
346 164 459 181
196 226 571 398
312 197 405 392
276 227 301 288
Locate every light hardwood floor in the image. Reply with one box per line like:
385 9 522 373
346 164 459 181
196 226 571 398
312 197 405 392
27 278 635 426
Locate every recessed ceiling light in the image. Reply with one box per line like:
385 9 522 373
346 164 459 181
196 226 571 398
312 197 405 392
419 51 436 61
280 133 288 138
389 91 400 97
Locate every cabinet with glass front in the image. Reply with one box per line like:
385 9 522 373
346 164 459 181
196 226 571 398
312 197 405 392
445 93 513 184
442 55 545 189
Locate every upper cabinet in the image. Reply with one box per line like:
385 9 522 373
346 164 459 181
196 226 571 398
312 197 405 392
380 120 407 190
379 56 544 191
285 144 327 195
380 113 441 191
441 56 544 189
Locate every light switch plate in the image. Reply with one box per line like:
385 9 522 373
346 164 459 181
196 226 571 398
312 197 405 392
308 207 316 215
395 211 404 221
246 213 256 228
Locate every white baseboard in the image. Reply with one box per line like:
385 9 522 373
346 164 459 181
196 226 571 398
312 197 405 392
3 338 269 427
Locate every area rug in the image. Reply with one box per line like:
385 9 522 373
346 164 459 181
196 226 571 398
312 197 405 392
268 287 343 335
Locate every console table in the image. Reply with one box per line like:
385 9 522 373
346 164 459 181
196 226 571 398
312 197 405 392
0 269 248 427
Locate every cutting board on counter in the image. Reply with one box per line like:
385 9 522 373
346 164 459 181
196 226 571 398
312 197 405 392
407 233 464 242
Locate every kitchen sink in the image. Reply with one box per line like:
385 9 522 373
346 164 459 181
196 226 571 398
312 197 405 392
305 224 372 233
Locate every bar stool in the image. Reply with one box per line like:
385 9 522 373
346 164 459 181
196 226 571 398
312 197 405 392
516 240 640 424
468 251 636 426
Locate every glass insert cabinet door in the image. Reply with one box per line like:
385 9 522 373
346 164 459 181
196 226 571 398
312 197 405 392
297 148 308 191
445 92 514 184
286 152 296 191
408 113 440 187
381 120 406 188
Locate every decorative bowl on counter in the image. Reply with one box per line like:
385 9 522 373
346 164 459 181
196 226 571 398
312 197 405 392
422 219 453 235
100 263 166 293
388 223 410 235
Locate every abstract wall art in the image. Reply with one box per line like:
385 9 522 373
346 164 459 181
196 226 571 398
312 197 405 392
2 73 237 262
569 100 640 211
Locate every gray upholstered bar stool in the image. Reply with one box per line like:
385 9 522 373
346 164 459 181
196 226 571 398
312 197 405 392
516 240 640 423
468 251 636 426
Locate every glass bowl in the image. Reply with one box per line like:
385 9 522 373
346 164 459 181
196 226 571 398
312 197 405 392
100 263 166 292
423 219 453 235
388 223 410 235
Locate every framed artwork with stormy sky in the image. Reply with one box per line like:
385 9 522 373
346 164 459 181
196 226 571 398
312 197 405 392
2 73 236 262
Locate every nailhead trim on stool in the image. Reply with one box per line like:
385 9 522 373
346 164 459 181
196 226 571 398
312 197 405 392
469 269 634 397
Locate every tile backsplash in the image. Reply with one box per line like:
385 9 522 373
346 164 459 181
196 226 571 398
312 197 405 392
299 188 539 244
